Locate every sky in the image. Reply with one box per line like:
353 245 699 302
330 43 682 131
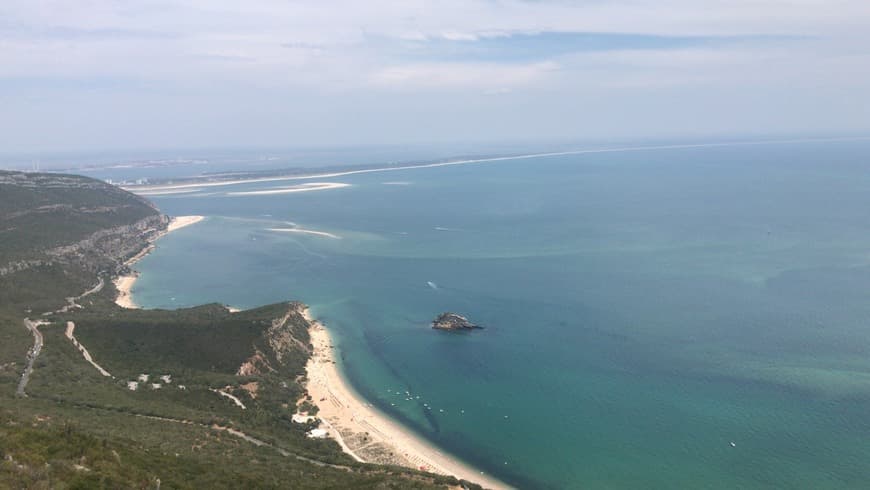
1 0 869 154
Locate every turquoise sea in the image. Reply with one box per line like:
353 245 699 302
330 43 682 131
130 140 870 489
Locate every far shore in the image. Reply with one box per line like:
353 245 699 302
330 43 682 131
122 136 869 196
303 309 510 490
113 215 204 309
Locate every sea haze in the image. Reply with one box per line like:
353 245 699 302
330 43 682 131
131 140 870 489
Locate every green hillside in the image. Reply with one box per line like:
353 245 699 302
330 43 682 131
0 171 161 264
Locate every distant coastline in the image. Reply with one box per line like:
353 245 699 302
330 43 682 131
122 136 870 196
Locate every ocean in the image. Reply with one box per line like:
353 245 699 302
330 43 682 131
129 139 870 489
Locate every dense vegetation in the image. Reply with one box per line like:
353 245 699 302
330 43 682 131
0 171 160 263
0 171 475 489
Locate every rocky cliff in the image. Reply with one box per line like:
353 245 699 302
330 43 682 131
238 302 313 377
0 170 168 276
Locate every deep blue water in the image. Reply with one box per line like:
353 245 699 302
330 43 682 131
132 140 870 488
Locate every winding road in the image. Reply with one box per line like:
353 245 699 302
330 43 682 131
15 318 44 397
58 276 104 313
16 277 105 396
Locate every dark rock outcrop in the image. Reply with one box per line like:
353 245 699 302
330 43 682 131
0 170 168 276
431 312 482 331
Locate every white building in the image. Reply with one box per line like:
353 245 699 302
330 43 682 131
307 428 328 439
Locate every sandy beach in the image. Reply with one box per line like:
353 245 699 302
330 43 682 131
167 215 205 233
303 309 510 490
113 215 204 309
114 274 139 308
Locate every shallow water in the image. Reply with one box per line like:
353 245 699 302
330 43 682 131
133 140 870 489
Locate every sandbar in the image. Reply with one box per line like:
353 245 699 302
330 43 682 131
226 182 349 196
167 215 205 232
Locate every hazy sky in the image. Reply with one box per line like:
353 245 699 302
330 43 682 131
1 1 869 153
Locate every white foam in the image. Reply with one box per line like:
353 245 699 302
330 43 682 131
267 227 341 239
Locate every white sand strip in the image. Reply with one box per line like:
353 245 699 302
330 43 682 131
136 188 202 196
168 215 205 232
304 309 510 489
225 182 349 196
114 274 138 309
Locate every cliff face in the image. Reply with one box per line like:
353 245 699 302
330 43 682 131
44 213 169 273
238 302 313 377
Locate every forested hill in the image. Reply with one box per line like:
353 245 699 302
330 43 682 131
0 170 167 273
0 172 471 489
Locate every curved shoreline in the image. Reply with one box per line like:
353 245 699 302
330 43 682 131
303 310 510 490
113 215 204 309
